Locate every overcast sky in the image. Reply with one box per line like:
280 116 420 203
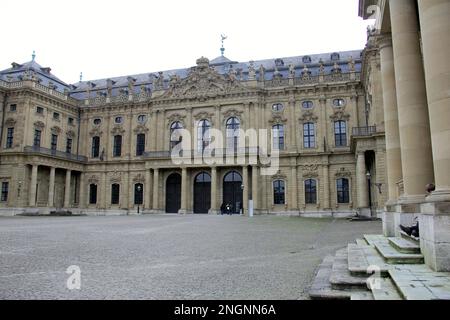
1 0 373 84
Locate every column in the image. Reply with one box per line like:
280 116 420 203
100 170 107 208
210 167 218 214
379 36 403 204
319 97 327 152
152 168 159 211
251 166 258 212
356 152 369 209
242 166 248 215
322 163 330 209
290 165 298 211
418 0 450 201
145 168 152 209
180 167 188 214
48 167 55 207
79 172 85 208
390 0 434 201
29 165 38 207
64 169 71 208
288 97 297 152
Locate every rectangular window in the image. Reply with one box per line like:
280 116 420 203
9 104 17 112
303 123 315 148
53 112 60 120
89 184 97 204
305 179 317 204
36 106 44 114
68 117 74 125
51 134 58 151
111 184 120 205
337 178 350 204
334 121 347 147
92 136 100 158
273 180 285 205
272 125 285 151
6 128 14 148
136 134 145 156
66 138 72 154
1 182 8 202
113 135 122 157
33 130 41 147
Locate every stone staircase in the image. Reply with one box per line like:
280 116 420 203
309 234 450 300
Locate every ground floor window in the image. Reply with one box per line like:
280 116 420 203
111 184 120 205
337 178 350 203
89 184 97 204
273 180 285 204
1 182 9 202
134 183 143 205
305 179 317 204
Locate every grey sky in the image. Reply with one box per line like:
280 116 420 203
1 0 374 84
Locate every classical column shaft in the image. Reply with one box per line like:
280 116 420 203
64 170 71 208
145 169 152 209
152 168 159 210
48 167 55 207
251 166 258 211
390 0 434 199
180 167 188 213
290 166 298 210
242 166 248 215
29 165 38 207
79 172 85 208
210 167 218 213
322 164 330 209
418 0 450 200
379 36 403 203
356 153 369 208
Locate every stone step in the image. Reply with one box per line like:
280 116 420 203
347 243 391 277
371 278 403 300
350 292 375 300
374 241 424 264
399 230 420 245
364 234 388 247
388 237 421 254
309 255 352 300
355 238 368 246
389 265 450 300
330 248 370 290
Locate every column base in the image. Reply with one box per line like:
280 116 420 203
398 193 427 204
419 201 450 272
383 205 396 237
357 207 371 218
208 209 220 215
426 189 450 203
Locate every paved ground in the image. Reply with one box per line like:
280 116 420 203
0 215 381 300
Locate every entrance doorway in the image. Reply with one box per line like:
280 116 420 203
166 173 181 213
194 172 211 214
223 171 243 214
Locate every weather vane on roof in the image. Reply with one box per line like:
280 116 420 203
32 50 36 61
220 34 227 56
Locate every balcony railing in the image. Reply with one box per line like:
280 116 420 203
143 147 260 159
24 146 87 162
352 126 377 137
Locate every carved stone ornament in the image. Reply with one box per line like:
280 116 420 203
66 130 76 138
50 126 61 135
34 121 45 129
89 127 103 137
302 164 319 178
132 174 145 183
194 111 214 124
222 108 243 119
5 118 16 126
110 172 122 183
88 175 99 184
167 113 186 126
133 124 149 134
272 173 287 181
268 114 287 125
111 125 125 135
335 167 352 178
162 57 247 100
299 110 318 123
330 109 350 121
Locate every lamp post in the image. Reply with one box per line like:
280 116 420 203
366 171 372 217
137 184 142 214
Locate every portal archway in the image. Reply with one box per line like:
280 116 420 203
165 173 181 213
222 171 243 214
194 172 211 214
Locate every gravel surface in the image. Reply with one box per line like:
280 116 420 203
0 214 381 300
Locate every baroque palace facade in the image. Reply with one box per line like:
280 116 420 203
0 46 387 217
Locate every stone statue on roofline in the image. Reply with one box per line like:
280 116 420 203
248 61 256 80
258 64 265 82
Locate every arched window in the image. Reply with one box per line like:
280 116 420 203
334 121 347 147
170 121 183 150
113 135 122 157
197 119 211 152
136 133 145 156
305 179 317 204
89 184 97 204
111 183 120 205
272 124 285 150
303 122 315 148
134 183 143 205
226 117 240 153
331 52 340 61
337 178 350 204
92 136 100 158
273 180 285 204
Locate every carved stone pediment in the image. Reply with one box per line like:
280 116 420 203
111 125 125 135
167 113 186 126
162 57 247 100
132 174 145 183
223 108 243 119
335 167 352 178
133 124 149 134
50 126 62 135
330 109 350 121
272 173 287 181
299 110 318 123
89 127 103 137
268 114 287 125
302 164 319 178
66 130 76 138
110 172 122 183
34 121 45 129
194 111 214 124
5 118 16 126
88 175 99 184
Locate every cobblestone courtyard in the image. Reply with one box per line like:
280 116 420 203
0 215 381 299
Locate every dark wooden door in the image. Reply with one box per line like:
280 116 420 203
223 171 243 214
194 172 211 214
166 173 181 213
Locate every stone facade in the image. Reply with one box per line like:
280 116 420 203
0 49 387 218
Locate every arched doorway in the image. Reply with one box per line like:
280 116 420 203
194 172 211 214
166 173 181 213
223 171 243 214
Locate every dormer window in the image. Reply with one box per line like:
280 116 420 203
331 52 340 61
274 58 284 67
272 103 284 111
302 56 312 64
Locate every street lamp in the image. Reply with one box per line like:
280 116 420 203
366 171 372 217
136 184 142 214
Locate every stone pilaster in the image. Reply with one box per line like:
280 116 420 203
64 170 71 208
79 172 85 209
322 163 330 209
242 166 248 215
378 35 403 204
180 167 188 214
356 152 369 213
390 0 434 202
209 167 218 214
152 168 159 211
145 168 152 210
48 167 55 207
29 165 38 207
418 0 450 202
290 165 298 211
251 166 258 212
